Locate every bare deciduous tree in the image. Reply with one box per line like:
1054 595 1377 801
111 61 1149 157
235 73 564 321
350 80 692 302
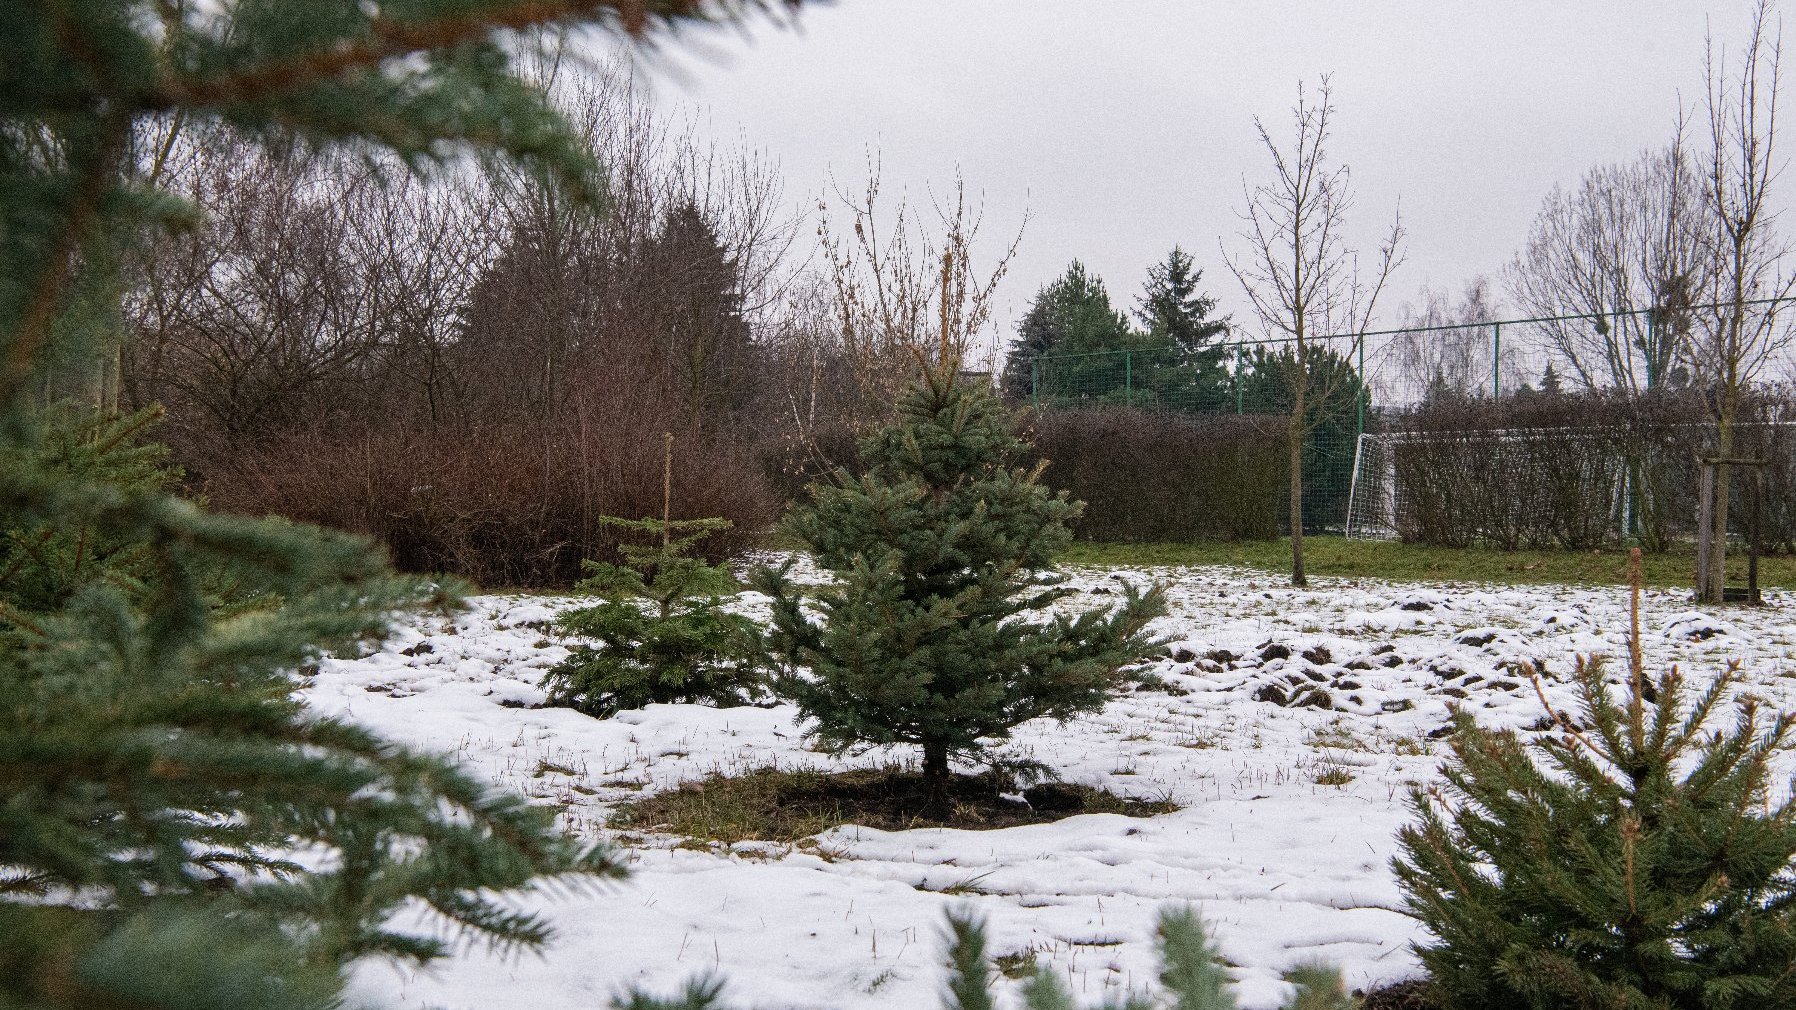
1690 0 1796 602
817 154 1024 430
125 130 395 440
1225 76 1404 586
1386 277 1502 404
1506 133 1711 393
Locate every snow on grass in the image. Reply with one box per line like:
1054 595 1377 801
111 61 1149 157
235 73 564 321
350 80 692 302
309 562 1796 1010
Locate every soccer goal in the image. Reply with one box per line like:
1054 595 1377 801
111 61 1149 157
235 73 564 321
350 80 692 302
1346 421 1796 548
1345 427 1637 546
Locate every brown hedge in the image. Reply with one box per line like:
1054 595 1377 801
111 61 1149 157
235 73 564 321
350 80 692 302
1026 408 1286 543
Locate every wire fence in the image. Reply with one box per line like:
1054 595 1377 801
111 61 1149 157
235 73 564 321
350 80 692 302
1025 297 1796 540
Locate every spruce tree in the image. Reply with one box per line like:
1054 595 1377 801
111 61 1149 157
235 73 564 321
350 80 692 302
1001 261 1135 402
2 3 807 1007
1540 360 1566 395
544 515 764 716
756 361 1166 814
1134 246 1229 354
544 437 764 716
1395 550 1796 1010
1134 247 1234 412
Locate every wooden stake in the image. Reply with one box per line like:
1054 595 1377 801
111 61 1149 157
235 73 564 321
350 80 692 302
1695 462 1714 602
938 247 954 371
1627 547 1644 692
662 431 673 548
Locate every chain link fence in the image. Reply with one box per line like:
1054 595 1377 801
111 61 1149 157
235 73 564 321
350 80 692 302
1025 297 1796 543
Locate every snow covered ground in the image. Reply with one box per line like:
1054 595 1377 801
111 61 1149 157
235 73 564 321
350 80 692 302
308 562 1796 1009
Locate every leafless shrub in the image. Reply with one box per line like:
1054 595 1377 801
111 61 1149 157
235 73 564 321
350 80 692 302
1385 388 1796 552
202 401 777 587
816 154 1023 430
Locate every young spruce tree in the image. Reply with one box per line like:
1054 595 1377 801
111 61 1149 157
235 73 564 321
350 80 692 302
1395 550 1796 1010
756 359 1166 814
544 437 764 716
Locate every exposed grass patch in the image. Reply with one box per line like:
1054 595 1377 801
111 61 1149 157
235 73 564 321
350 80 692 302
612 765 1177 844
1305 722 1368 752
994 949 1041 980
1060 535 1796 589
917 870 997 896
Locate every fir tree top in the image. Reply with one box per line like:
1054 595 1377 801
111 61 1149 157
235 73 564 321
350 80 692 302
795 363 1079 586
1135 246 1229 352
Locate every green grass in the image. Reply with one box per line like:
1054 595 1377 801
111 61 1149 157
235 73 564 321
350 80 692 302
1060 536 1796 590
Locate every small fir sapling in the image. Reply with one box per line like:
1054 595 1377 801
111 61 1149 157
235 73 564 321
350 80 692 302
622 906 1352 1010
755 358 1167 815
1394 548 1796 1010
0 405 175 616
543 434 764 716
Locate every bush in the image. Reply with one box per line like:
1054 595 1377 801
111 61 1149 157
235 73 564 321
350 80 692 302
1384 388 1796 552
1394 553 1796 1009
1388 392 1672 550
542 515 764 717
194 418 779 588
1028 408 1286 541
1734 388 1796 553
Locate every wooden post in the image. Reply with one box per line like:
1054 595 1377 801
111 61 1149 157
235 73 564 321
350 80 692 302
1695 460 1714 603
1749 465 1762 605
662 431 673 548
1696 454 1767 605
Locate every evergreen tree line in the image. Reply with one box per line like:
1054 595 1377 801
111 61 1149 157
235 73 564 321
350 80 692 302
996 255 1371 534
1000 251 1367 418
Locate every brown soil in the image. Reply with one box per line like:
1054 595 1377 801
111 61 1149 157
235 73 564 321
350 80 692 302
612 765 1177 844
1358 978 1437 1010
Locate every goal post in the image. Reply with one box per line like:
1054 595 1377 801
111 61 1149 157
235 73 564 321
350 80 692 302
1346 421 1795 549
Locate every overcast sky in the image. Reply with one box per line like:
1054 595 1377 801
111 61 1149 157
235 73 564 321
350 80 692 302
623 1 1766 345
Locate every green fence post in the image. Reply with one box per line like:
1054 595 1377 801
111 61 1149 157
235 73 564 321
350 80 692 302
1125 349 1133 407
1646 309 1656 388
1356 336 1365 437
1492 322 1502 401
1235 344 1244 414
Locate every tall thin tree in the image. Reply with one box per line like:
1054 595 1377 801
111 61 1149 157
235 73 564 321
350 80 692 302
1691 0 1796 603
1224 76 1404 586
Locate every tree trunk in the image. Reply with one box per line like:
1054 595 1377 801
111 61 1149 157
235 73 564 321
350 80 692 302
1288 354 1308 588
922 740 951 819
1707 411 1734 605
1696 463 1714 602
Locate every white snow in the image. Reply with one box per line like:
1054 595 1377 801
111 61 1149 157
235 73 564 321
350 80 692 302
308 564 1796 1009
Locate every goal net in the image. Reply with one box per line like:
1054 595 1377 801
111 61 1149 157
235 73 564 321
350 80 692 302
1346 422 1796 548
